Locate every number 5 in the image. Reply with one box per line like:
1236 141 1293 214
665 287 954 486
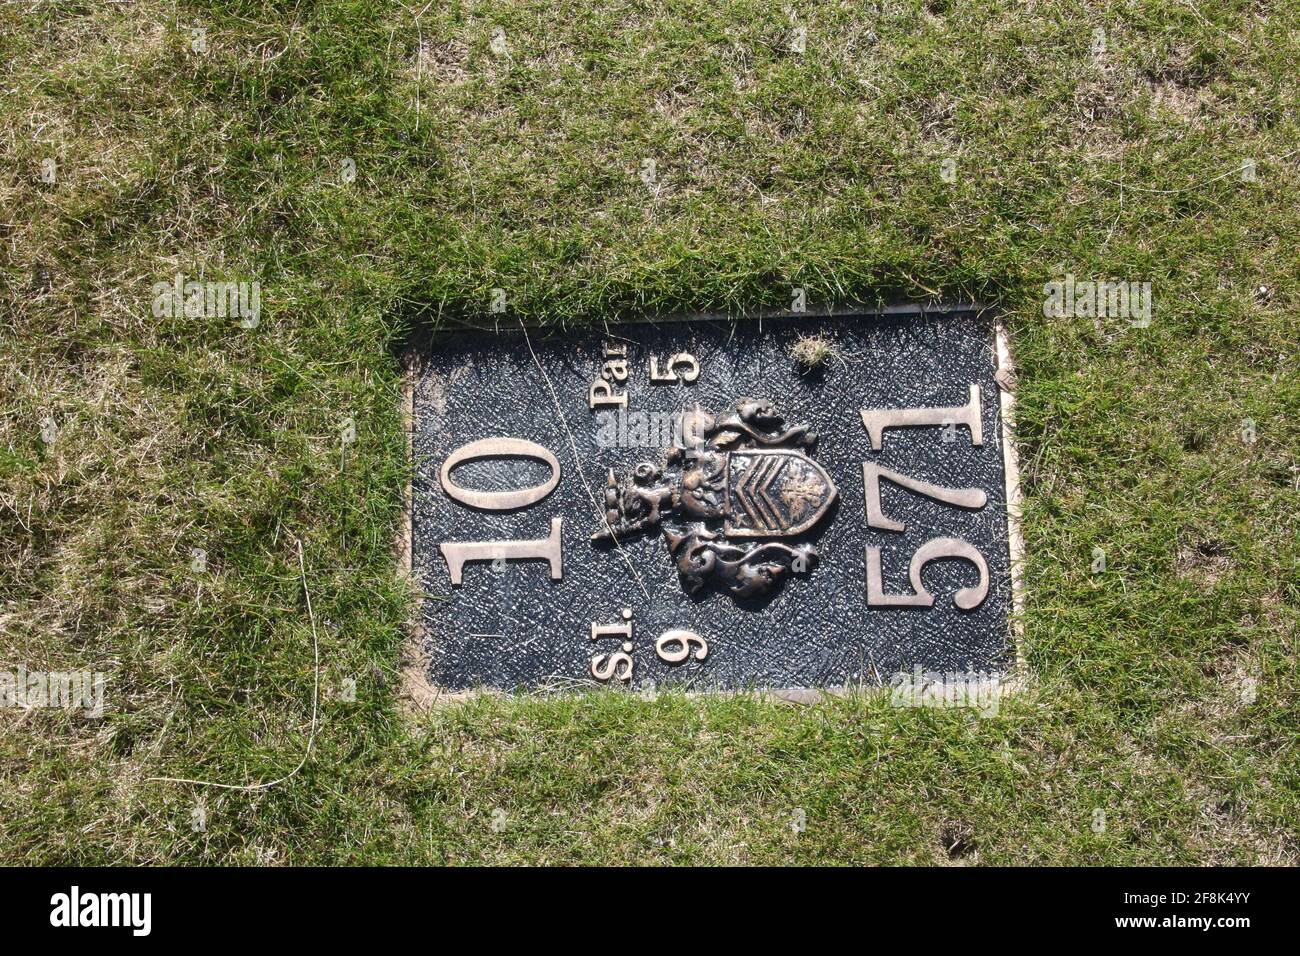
866 537 989 610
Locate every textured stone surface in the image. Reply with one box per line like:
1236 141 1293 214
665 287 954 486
412 310 1015 691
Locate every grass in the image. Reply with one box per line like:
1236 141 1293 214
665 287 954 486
0 0 1296 864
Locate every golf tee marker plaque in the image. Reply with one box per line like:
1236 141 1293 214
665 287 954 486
411 308 1019 691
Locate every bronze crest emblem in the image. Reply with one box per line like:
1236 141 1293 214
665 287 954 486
593 399 837 598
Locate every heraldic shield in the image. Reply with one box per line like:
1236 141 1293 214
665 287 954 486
593 399 838 599
724 449 836 538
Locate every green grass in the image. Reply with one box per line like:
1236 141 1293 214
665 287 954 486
1 0 1296 864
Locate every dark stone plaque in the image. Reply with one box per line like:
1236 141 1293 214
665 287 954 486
411 308 1018 691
